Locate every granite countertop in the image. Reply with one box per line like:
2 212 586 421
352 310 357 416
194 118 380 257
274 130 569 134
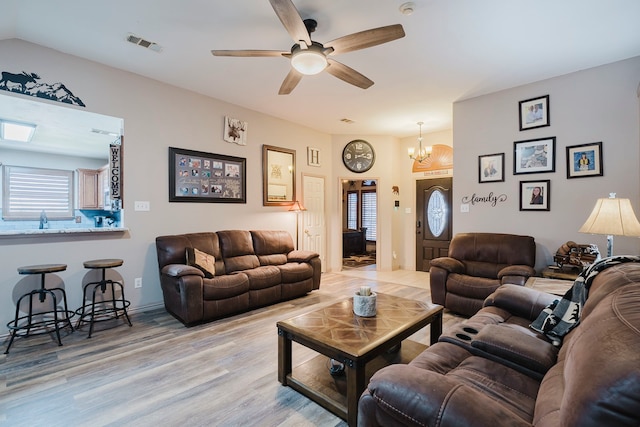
0 227 129 237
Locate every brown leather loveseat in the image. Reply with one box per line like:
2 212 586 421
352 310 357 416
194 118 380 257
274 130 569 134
359 262 640 426
429 232 536 316
155 230 321 326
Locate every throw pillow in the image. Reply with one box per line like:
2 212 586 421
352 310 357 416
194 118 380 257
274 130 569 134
186 247 216 278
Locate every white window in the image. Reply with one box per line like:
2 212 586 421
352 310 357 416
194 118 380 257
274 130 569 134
347 191 358 230
2 165 74 220
361 191 377 241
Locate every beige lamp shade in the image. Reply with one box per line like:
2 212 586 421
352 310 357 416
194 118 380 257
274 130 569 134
579 197 640 237
288 200 307 212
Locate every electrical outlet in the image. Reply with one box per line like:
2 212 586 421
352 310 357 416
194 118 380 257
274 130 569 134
134 277 142 288
134 201 150 211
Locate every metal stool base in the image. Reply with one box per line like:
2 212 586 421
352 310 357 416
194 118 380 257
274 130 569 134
75 278 132 338
5 287 74 354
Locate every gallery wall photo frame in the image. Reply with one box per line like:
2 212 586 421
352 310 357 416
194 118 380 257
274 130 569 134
566 141 603 179
519 95 549 131
263 144 296 206
168 146 246 203
519 179 550 211
513 137 556 175
478 153 505 183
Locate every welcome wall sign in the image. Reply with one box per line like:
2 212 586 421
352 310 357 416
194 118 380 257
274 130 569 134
461 191 507 207
110 143 122 201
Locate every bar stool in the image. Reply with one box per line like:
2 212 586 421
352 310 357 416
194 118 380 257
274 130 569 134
75 259 132 338
5 263 75 354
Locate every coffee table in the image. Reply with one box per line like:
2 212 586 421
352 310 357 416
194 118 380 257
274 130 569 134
277 293 443 426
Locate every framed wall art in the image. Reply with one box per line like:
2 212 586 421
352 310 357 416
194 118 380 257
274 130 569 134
519 179 550 211
223 116 247 145
478 153 505 183
169 147 246 203
514 137 556 175
307 146 321 167
519 95 549 131
566 141 603 179
263 144 295 206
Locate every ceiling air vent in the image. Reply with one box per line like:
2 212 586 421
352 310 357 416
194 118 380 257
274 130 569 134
126 33 163 53
340 118 355 124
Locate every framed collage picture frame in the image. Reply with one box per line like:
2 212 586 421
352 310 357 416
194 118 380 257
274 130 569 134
519 180 550 211
478 153 505 183
168 147 246 203
514 137 556 175
566 141 603 179
519 95 549 131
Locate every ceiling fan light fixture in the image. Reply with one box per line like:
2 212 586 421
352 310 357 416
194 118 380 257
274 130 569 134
291 46 327 75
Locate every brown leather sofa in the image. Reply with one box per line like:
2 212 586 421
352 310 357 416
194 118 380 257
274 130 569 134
155 230 321 326
429 232 536 317
359 262 640 426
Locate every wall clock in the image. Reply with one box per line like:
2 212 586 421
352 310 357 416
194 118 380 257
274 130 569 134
342 139 375 173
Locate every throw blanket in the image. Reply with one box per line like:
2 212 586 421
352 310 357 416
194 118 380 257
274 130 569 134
530 255 640 345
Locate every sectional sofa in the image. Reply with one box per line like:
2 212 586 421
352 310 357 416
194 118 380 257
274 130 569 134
359 261 640 426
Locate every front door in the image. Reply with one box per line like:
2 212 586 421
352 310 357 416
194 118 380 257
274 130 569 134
416 178 453 271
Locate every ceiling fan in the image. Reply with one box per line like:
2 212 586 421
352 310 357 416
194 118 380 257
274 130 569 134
211 0 405 95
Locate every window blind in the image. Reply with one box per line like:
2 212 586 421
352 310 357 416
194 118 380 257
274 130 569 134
361 191 377 241
2 165 74 220
347 191 357 230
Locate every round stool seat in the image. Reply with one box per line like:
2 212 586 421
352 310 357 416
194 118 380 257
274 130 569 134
18 264 67 275
83 259 123 269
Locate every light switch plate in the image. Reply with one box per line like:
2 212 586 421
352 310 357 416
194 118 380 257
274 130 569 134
134 201 150 211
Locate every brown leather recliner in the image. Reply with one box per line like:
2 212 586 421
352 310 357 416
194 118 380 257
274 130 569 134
429 232 536 317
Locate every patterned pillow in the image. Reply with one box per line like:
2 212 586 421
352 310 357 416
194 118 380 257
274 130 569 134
186 247 215 278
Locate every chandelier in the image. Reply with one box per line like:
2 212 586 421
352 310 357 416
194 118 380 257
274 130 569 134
408 121 432 163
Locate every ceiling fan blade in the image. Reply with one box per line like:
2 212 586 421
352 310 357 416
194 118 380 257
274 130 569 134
325 59 373 89
269 0 311 45
324 24 405 55
278 68 303 95
211 50 287 57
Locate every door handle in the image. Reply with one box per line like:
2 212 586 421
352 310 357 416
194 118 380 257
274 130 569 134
416 220 421 228
304 229 310 235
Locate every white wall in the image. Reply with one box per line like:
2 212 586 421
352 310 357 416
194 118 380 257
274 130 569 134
0 39 332 330
452 56 640 271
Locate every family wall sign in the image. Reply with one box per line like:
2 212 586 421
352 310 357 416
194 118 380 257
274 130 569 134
461 192 508 207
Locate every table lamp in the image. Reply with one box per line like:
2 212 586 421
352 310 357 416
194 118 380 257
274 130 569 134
579 193 640 257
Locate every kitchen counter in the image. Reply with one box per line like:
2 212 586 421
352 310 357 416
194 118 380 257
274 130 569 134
0 227 129 237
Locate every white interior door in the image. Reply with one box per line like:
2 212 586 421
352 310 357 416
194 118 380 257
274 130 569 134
302 174 326 272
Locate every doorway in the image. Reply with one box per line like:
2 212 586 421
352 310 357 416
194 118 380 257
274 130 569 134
416 177 453 271
342 179 377 270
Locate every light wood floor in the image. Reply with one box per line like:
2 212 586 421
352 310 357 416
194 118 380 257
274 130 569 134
0 269 464 427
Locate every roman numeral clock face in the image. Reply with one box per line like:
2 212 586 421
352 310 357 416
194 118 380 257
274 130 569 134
342 139 375 173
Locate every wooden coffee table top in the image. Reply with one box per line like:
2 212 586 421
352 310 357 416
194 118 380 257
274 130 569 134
277 293 442 358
